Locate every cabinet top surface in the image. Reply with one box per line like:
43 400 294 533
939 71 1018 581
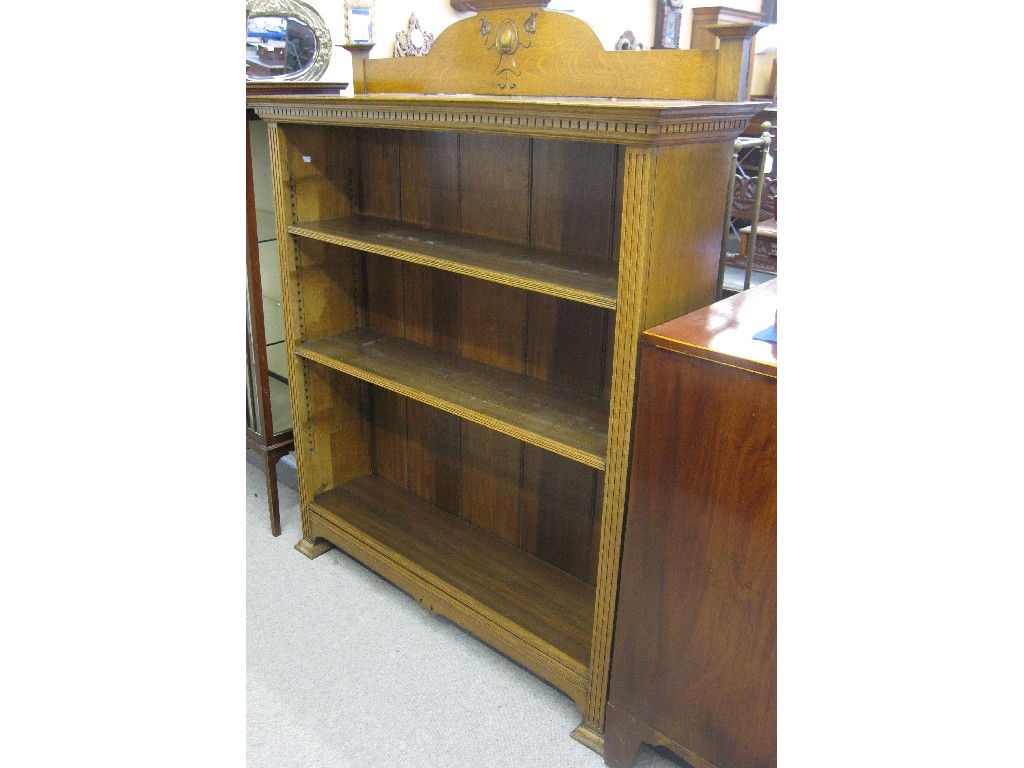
249 93 762 145
248 92 758 112
644 279 777 376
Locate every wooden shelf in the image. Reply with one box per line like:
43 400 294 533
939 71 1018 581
288 215 619 310
309 473 594 696
298 328 609 469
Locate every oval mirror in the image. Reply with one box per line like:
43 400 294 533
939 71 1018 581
246 0 332 82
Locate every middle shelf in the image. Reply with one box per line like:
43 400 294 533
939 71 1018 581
298 328 610 470
289 214 620 310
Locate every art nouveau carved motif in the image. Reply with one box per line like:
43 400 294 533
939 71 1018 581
480 12 537 89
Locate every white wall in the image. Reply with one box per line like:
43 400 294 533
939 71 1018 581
312 1 766 89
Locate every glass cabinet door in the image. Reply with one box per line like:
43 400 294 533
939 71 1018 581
248 117 292 436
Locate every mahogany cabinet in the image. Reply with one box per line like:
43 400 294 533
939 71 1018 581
605 279 777 768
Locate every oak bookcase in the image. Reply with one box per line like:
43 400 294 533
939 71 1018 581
249 2 761 752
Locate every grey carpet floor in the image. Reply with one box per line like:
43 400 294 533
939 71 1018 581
246 458 686 768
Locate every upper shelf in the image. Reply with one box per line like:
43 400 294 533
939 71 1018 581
289 214 619 310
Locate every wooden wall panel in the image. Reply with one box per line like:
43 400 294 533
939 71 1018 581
459 421 521 544
407 401 462 515
396 131 463 513
400 131 461 231
459 133 531 245
530 139 617 262
402 262 462 515
520 447 598 584
526 295 608 400
357 128 402 218
459 280 526 374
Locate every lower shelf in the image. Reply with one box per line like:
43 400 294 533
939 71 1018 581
306 473 595 707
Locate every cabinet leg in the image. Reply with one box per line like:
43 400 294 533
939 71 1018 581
262 452 282 537
603 706 643 768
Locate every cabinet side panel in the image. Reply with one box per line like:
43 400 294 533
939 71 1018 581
281 221 371 496
294 242 369 494
294 241 362 341
273 125 362 501
306 364 373 492
644 141 734 329
280 124 355 222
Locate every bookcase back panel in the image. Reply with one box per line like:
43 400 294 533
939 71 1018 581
459 279 528 374
287 126 622 268
459 420 523 543
526 294 609 401
407 401 462 514
355 128 402 218
356 248 609 584
530 139 619 263
399 131 461 231
365 386 602 585
521 445 601 582
459 133 532 245
403 265 461 353
369 386 408 488
358 252 612 401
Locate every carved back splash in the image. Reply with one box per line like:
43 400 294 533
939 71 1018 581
362 6 758 101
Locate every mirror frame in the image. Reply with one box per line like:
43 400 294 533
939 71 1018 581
246 0 333 82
